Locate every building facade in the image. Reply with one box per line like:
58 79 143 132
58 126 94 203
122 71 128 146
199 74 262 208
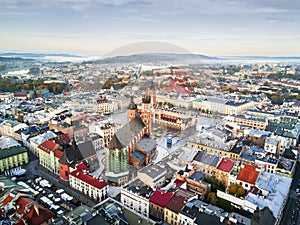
69 163 108 202
0 146 28 172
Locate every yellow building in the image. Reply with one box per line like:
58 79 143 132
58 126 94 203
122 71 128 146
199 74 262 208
0 146 28 172
38 140 62 175
164 194 186 225
187 138 242 160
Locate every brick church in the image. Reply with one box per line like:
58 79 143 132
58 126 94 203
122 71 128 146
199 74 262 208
105 91 157 185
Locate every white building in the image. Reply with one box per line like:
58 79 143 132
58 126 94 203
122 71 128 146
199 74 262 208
138 164 167 190
69 163 108 202
29 131 57 156
121 178 153 217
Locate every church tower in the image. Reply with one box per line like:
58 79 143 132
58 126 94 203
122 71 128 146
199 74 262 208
140 90 152 137
127 96 137 122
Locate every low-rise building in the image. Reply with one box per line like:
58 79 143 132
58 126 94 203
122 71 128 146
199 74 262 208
149 190 174 220
215 158 235 186
38 139 62 175
164 194 186 225
29 131 57 156
231 115 268 130
188 135 241 160
1 191 55 225
0 145 28 172
178 202 199 225
138 164 167 190
192 151 220 178
152 106 197 131
69 163 108 202
1 120 28 140
121 178 153 217
96 96 113 115
185 171 211 200
236 164 260 192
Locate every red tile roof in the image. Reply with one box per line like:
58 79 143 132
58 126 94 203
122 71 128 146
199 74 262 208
54 133 71 145
38 139 63 158
149 190 174 207
174 179 185 188
1 195 13 206
217 158 234 172
76 162 89 171
69 169 108 190
237 164 259 185
16 196 30 214
14 196 55 225
165 194 186 213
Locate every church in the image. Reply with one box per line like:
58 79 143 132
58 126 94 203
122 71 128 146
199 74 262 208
105 92 157 185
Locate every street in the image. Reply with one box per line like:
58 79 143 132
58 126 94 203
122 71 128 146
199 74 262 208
280 163 300 225
25 159 98 207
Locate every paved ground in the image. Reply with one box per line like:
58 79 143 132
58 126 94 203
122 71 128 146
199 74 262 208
25 159 98 207
280 163 300 225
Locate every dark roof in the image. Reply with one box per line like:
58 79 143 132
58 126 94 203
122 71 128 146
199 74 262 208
195 212 228 225
0 146 27 160
251 207 276 225
136 137 156 154
193 151 220 167
78 140 97 159
180 203 199 219
124 179 153 198
114 115 145 147
189 172 204 182
128 97 137 110
107 134 124 150
22 126 40 136
131 150 146 163
165 194 186 213
58 141 83 166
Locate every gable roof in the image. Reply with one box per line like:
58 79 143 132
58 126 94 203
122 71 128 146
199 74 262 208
107 134 124 150
78 140 97 159
38 140 63 158
149 190 173 207
216 158 234 172
237 164 259 185
59 143 83 166
69 166 108 190
115 115 145 147
165 194 186 213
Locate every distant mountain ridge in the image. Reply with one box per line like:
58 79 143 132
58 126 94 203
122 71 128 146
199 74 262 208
0 52 81 58
92 53 218 64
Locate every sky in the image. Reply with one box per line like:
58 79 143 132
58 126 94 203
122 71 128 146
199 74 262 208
0 0 299 56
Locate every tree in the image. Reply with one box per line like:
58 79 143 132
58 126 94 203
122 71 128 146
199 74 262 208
205 176 225 192
207 192 217 204
270 94 284 105
228 183 245 197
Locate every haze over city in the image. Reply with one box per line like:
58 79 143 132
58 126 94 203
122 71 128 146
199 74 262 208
1 0 300 56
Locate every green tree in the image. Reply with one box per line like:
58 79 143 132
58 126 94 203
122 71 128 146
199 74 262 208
205 176 225 192
228 183 245 197
270 94 284 105
207 192 218 204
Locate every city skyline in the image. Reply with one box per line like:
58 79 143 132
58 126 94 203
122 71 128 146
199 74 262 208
0 0 299 56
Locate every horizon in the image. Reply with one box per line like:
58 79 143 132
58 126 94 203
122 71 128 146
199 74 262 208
1 0 300 56
1 50 300 58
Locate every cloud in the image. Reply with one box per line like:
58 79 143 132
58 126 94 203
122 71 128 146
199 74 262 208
26 33 83 39
112 15 159 23
0 0 149 10
266 18 294 24
0 12 36 17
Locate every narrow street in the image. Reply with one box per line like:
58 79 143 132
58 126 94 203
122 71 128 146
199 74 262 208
280 163 300 225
